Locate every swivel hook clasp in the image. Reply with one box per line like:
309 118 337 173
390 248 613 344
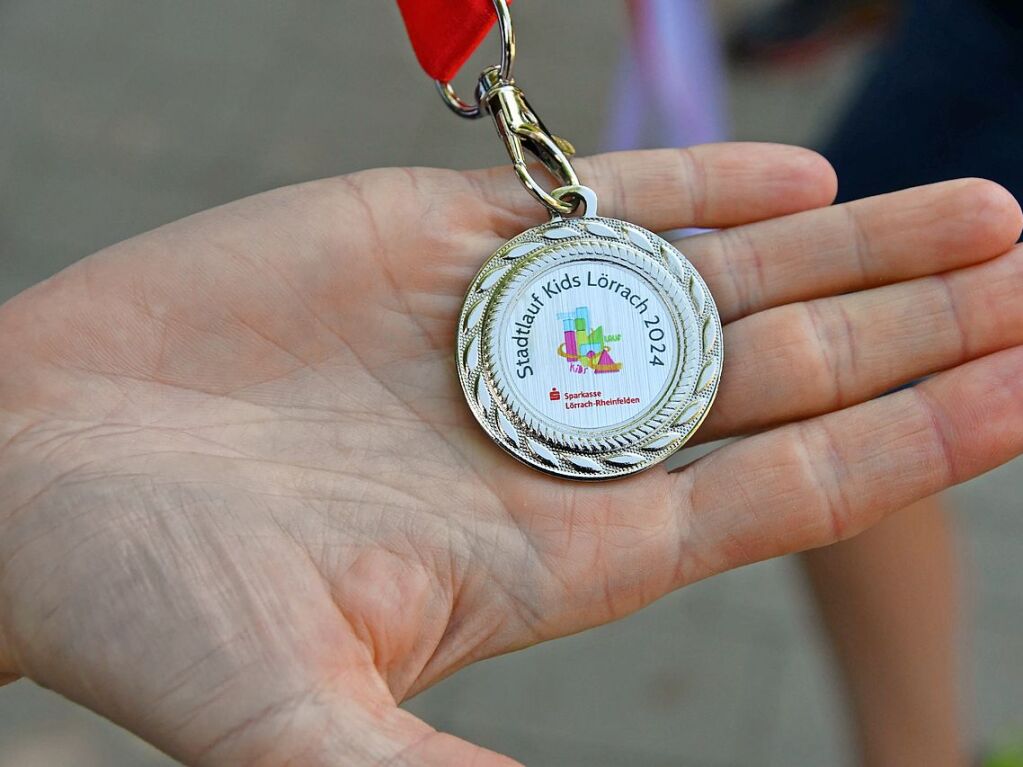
477 67 580 216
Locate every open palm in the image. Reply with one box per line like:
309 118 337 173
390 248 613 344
2 144 1022 766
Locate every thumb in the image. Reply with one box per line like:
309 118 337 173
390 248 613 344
366 707 524 767
341 707 527 767
173 680 523 767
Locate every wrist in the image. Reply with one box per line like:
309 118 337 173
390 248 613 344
0 407 25 679
0 296 49 680
0 407 44 683
0 402 50 683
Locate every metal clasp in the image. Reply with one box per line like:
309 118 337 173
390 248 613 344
476 67 580 216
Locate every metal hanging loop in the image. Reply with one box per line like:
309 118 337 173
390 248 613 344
550 185 598 219
435 0 515 119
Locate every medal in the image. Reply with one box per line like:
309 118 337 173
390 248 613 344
399 0 722 479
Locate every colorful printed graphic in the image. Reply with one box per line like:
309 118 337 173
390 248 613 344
556 306 623 373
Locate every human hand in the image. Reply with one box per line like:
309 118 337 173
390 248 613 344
1 144 1021 765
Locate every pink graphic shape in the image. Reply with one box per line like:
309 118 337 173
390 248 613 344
564 329 578 358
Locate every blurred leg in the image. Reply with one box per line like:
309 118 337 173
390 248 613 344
607 0 728 152
814 6 1022 759
800 496 968 767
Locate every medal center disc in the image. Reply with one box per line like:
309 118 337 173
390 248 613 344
495 260 680 437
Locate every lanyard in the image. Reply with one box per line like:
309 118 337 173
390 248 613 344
395 0 512 84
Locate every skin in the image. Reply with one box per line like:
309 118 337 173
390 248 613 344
803 495 965 767
0 143 1022 765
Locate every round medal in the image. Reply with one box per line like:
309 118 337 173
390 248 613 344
457 186 722 479
408 0 724 478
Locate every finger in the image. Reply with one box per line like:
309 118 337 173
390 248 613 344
465 143 837 236
681 178 1023 323
257 699 523 767
674 344 1023 581
699 244 1023 441
374 710 524 767
161 672 522 767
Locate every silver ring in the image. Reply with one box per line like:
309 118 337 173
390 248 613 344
550 185 596 218
435 0 515 119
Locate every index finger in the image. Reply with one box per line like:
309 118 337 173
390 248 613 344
465 143 838 237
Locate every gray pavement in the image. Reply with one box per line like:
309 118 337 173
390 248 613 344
1 1 1021 765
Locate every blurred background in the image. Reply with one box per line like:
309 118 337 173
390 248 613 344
0 0 1021 764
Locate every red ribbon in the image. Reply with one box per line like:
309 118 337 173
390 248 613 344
396 0 511 82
